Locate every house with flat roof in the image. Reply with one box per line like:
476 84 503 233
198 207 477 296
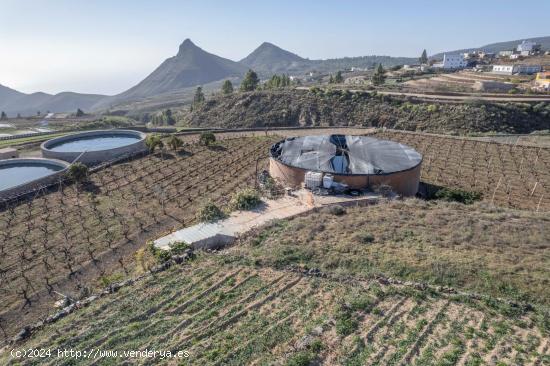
492 64 542 75
433 54 467 69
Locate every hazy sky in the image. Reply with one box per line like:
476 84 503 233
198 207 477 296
1 0 549 95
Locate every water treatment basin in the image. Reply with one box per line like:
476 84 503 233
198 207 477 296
41 130 147 164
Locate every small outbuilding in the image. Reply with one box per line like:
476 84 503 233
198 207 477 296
0 147 18 160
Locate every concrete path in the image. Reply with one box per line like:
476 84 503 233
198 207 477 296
154 190 380 250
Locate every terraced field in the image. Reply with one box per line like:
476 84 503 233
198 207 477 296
2 257 548 365
373 130 550 211
0 135 279 342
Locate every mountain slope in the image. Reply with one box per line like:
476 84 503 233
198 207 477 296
0 84 106 116
240 42 416 76
240 42 308 75
432 36 550 58
93 39 248 110
0 84 25 104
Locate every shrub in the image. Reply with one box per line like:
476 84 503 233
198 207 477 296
324 205 346 216
373 184 394 197
335 304 358 336
199 131 216 146
98 273 123 287
196 200 226 222
286 351 315 366
167 135 183 151
169 241 191 255
145 135 164 152
353 231 375 244
67 162 89 184
434 187 482 204
427 104 439 113
230 188 261 210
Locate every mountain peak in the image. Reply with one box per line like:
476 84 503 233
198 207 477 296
240 42 306 75
178 38 198 55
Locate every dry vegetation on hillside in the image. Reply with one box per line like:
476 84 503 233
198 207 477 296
2 255 548 365
229 199 550 306
187 90 550 134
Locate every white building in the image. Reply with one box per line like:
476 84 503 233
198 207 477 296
492 64 542 75
498 50 514 57
517 40 540 53
433 54 467 69
492 65 515 75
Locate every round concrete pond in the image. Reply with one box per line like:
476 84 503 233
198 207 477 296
0 158 69 198
41 130 147 165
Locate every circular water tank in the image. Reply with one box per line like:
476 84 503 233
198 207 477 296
41 129 147 165
0 158 69 199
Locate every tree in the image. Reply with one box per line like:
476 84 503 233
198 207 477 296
75 108 84 117
328 75 334 84
240 69 259 91
145 135 164 153
222 80 234 95
419 49 428 64
67 163 89 184
167 135 183 151
372 63 386 86
193 86 205 106
0 111 6 120
199 131 216 146
334 71 344 83
163 109 176 125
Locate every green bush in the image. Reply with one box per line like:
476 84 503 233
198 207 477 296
199 131 216 146
145 135 164 152
67 162 89 184
167 135 183 151
196 200 226 222
230 188 261 210
335 304 358 336
435 187 482 204
324 205 346 216
353 231 375 244
427 104 439 113
286 351 315 366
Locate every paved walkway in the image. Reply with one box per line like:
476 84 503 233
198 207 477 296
154 190 380 250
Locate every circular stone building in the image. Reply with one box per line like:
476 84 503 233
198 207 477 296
269 135 422 196
41 130 147 165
